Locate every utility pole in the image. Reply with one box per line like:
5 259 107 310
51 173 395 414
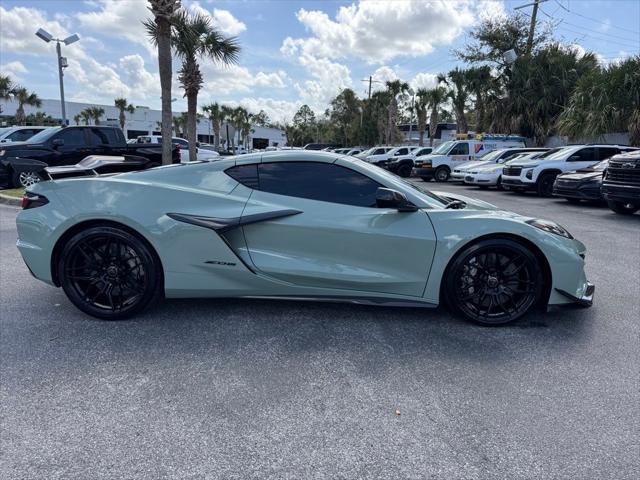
515 0 547 55
368 76 372 99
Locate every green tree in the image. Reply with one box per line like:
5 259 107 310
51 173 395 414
442 69 472 133
73 114 81 126
289 105 317 146
145 0 182 165
114 97 135 130
80 109 91 125
202 102 224 148
385 80 410 144
423 85 448 146
12 87 42 125
0 74 14 101
84 106 105 125
557 56 640 146
329 88 361 147
251 109 271 127
25 111 57 126
465 66 493 132
152 9 240 161
414 89 429 146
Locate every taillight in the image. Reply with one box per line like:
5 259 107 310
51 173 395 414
21 192 49 210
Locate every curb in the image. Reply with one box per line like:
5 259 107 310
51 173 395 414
0 193 21 207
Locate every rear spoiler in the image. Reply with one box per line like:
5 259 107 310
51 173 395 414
45 155 156 180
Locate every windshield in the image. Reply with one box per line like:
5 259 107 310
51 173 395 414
432 141 455 154
592 160 608 171
23 127 60 143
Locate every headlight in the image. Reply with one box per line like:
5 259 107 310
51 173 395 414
526 219 573 239
525 169 534 179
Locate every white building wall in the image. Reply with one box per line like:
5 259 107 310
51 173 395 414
0 98 287 147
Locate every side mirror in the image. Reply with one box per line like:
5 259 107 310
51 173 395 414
376 187 418 212
52 138 64 147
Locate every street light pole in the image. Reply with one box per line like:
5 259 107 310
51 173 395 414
55 41 67 125
35 28 79 126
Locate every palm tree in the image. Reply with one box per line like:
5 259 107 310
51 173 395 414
168 10 239 161
0 74 14 101
172 114 185 137
73 114 81 126
221 104 235 151
144 0 182 165
465 66 492 133
12 87 42 125
87 106 105 125
424 85 448 146
385 80 410 144
80 110 91 125
202 102 223 149
442 68 472 134
114 98 135 130
414 89 429 146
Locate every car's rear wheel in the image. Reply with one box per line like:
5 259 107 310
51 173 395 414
58 226 162 320
607 200 639 215
434 166 450 182
397 163 412 178
444 239 543 325
496 176 504 191
536 173 557 197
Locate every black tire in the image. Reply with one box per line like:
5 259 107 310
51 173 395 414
397 163 412 178
434 166 450 182
607 200 639 215
420 176 433 182
444 239 544 325
496 176 504 191
12 170 41 188
58 226 162 320
479 185 489 190
536 173 557 197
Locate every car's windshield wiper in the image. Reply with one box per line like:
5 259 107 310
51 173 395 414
444 200 467 209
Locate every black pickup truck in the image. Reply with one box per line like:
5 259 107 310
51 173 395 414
601 150 640 215
0 126 180 188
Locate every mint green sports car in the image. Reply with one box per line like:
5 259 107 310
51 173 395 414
16 151 594 325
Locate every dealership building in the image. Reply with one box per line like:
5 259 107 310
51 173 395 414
0 98 288 149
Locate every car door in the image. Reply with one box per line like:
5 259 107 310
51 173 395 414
235 160 436 297
48 128 91 166
566 147 599 169
449 142 470 162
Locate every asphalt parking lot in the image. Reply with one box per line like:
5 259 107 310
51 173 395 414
1 184 639 479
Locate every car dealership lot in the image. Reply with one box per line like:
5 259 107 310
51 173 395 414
1 186 638 479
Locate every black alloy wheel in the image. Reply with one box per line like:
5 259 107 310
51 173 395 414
397 163 412 178
607 200 639 215
58 226 162 320
536 173 557 197
445 239 543 325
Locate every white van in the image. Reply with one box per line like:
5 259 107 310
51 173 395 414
412 136 526 182
135 135 220 162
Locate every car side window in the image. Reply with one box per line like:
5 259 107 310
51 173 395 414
256 161 381 207
396 148 408 155
8 129 34 141
569 148 596 161
174 139 189 147
450 143 469 155
55 128 86 146
597 147 620 160
225 164 259 189
88 128 109 145
417 149 431 156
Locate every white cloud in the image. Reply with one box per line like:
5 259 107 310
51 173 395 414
410 72 440 91
224 97 301 124
1 61 28 82
76 0 152 52
281 0 478 64
293 56 352 111
200 63 288 97
477 0 508 21
188 2 246 36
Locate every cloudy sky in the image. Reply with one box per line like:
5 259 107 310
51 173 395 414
1 0 638 122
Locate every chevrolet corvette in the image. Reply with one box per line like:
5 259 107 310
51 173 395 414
16 151 594 325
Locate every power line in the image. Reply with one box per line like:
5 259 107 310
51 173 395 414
553 0 640 35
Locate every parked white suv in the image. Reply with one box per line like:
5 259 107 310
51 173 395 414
386 146 433 177
412 137 525 182
0 126 50 143
501 145 635 196
367 146 419 168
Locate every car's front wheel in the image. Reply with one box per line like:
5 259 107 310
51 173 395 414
58 226 162 320
536 173 557 197
397 163 412 178
12 170 41 188
434 166 450 182
444 239 544 325
607 200 639 215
